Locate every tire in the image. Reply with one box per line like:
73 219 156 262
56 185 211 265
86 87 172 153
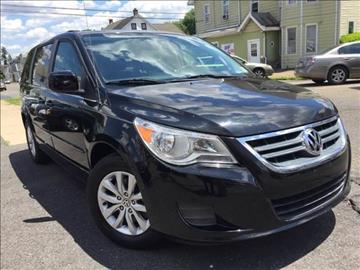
87 154 162 249
25 121 49 164
327 66 348 85
253 68 266 78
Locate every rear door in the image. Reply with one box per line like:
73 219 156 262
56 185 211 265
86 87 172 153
338 43 360 78
26 43 54 146
45 39 99 169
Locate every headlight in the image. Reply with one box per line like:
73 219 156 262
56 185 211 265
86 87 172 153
134 118 237 166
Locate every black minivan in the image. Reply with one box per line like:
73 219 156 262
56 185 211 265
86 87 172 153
20 31 351 248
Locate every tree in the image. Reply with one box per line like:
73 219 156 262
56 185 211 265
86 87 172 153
174 9 195 35
1 46 9 65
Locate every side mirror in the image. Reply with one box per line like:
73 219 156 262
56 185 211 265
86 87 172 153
49 71 79 92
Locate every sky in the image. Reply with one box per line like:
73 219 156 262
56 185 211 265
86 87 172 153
1 0 192 57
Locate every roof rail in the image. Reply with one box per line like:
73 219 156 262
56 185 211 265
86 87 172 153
67 30 79 32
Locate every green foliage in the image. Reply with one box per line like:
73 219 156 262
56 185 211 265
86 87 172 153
0 71 5 80
339 32 360 44
175 9 195 35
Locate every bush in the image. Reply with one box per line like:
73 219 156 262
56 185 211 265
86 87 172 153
339 32 360 44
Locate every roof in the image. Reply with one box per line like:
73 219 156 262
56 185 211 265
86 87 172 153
238 12 280 32
153 23 184 34
251 12 279 27
105 15 139 30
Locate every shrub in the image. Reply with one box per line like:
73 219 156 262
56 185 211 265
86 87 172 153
339 32 360 44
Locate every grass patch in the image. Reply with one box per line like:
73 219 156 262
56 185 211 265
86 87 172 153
5 97 21 106
1 137 10 146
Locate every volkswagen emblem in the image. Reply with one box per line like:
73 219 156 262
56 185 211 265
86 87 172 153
302 128 323 156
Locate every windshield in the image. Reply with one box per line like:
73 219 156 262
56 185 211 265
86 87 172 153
82 33 249 83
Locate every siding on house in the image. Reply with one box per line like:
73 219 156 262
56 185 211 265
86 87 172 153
339 0 360 36
193 0 359 69
259 0 280 21
281 0 339 68
207 21 281 64
195 0 241 34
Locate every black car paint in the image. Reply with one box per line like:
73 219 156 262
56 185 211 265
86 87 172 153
20 32 351 243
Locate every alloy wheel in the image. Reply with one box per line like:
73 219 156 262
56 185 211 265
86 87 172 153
331 68 346 83
254 69 265 78
97 171 150 236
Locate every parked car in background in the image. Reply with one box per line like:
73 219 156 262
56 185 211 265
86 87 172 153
0 80 6 91
4 79 11 84
295 41 360 84
231 55 274 78
21 31 351 249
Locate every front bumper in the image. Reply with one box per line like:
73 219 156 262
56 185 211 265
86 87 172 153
134 137 351 243
265 67 274 76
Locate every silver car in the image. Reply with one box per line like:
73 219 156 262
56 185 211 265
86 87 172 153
231 55 274 78
295 41 360 84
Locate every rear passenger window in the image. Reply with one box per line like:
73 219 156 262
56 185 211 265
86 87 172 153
53 42 85 82
21 49 35 84
338 44 360 54
32 44 53 87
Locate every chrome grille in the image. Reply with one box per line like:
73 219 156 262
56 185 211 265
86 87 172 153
238 116 347 173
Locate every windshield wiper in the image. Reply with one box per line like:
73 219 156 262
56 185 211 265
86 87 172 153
105 79 165 85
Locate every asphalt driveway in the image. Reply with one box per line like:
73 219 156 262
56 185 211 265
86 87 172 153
1 80 359 270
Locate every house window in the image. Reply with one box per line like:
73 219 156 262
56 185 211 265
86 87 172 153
288 0 296 4
251 0 259 12
141 23 147 30
348 21 354 33
204 4 210 24
223 0 229 20
131 23 137 30
287 27 296 54
306 24 317 53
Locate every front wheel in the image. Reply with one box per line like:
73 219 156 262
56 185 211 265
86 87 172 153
87 155 162 249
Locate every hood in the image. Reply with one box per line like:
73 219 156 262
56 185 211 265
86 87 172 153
108 78 337 137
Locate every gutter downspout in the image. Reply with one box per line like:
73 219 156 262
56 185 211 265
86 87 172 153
300 0 303 57
263 32 267 64
238 0 241 25
334 0 339 45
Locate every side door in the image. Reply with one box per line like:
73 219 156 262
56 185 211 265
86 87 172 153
45 39 99 169
27 43 54 146
338 43 360 78
247 39 260 63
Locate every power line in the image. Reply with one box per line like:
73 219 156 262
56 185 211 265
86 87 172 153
1 3 187 15
1 9 182 20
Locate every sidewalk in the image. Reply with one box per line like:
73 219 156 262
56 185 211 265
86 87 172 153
269 70 302 80
0 100 26 146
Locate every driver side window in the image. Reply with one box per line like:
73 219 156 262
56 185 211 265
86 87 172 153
53 42 86 86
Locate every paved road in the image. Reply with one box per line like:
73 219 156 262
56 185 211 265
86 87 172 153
1 80 360 270
0 82 19 100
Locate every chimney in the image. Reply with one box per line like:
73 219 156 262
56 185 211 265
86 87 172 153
133 8 138 16
108 18 113 24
